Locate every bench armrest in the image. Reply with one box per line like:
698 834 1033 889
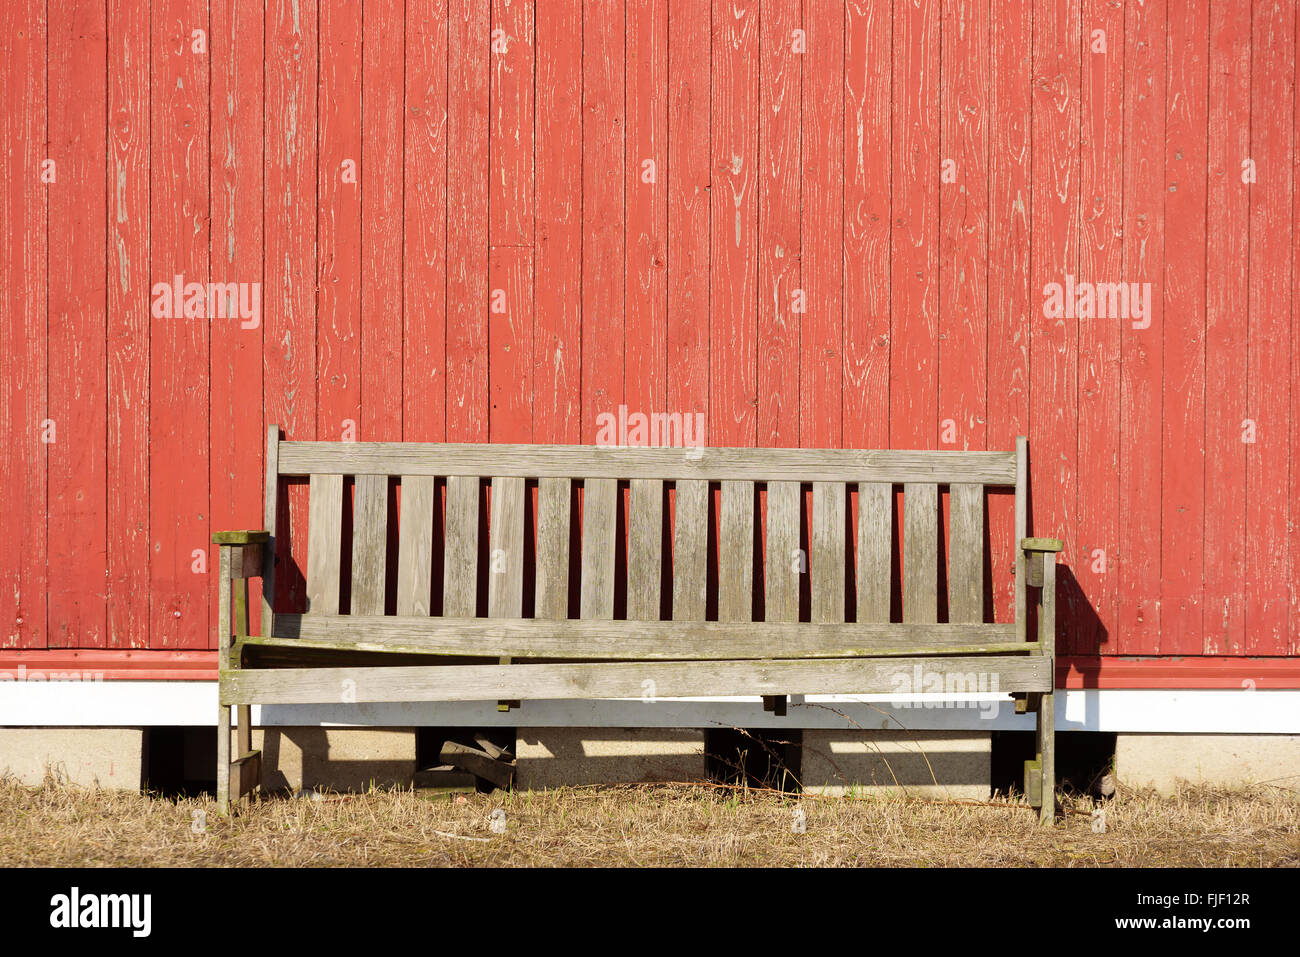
1020 537 1063 553
212 530 270 545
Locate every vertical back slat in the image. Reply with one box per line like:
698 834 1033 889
903 482 938 623
856 481 892 622
443 475 480 616
396 475 436 616
488 476 525 617
765 482 801 623
627 479 664 619
580 478 617 618
535 477 571 619
812 482 846 622
672 479 709 620
351 474 389 615
305 473 343 614
719 481 754 622
949 483 984 623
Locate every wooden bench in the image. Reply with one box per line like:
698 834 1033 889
214 427 1060 821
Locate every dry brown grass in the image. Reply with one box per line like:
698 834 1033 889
2 774 1297 867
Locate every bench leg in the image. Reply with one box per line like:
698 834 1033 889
217 702 231 814
1037 689 1055 825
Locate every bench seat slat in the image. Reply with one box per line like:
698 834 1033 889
277 442 1018 484
270 614 1019 657
222 654 1051 705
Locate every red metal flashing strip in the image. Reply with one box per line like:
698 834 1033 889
2 651 1299 689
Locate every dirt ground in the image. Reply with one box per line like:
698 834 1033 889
2 776 1297 867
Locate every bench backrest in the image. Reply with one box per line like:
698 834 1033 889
262 429 1028 639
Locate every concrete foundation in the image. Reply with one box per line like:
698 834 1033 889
0 727 144 789
516 727 707 789
1114 733 1300 794
800 730 991 799
237 727 417 793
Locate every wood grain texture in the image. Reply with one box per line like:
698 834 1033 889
628 479 664 620
580 479 618 619
719 481 755 622
903 483 938 623
672 479 709 620
535 477 571 619
765 482 801 624
397 476 436 616
857 481 892 622
811 482 846 623
279 442 1018 483
306 475 344 615
443 475 480 616
350 474 389 615
488 476 525 617
949 483 984 623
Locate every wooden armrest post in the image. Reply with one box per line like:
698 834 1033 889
213 531 269 814
1019 536 1059 825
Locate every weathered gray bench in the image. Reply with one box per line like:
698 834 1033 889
214 428 1060 820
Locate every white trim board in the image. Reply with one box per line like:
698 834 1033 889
0 682 1298 733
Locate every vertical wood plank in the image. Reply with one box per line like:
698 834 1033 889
765 482 801 624
1203 4 1250 655
581 478 618 619
672 479 709 620
903 483 938 623
317 0 363 445
625 0 669 430
1161 1 1209 654
890 0 939 451
1245 0 1293 654
857 482 892 622
0 0 48 648
986 0 1031 625
811 482 846 623
628 479 664 619
582 0 626 441
1030 0 1079 652
757 0 801 448
843 0 891 452
306 475 344 615
397 476 436 616
949 483 984 623
1118 0 1164 653
711 0 759 448
534 0 583 445
488 476 525 617
265 0 319 616
667 2 710 442
362 0 406 442
446 0 491 442
535 477 571 619
351 474 389 615
261 426 280 637
1014 436 1028 642
211 0 266 643
404 0 450 442
106 0 150 647
443 475 480 616
1076 0 1124 652
151 0 211 647
48 0 108 648
938 0 989 460
718 481 755 622
489 0 535 444
800 0 844 450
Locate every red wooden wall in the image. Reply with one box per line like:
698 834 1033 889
1 0 1297 658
